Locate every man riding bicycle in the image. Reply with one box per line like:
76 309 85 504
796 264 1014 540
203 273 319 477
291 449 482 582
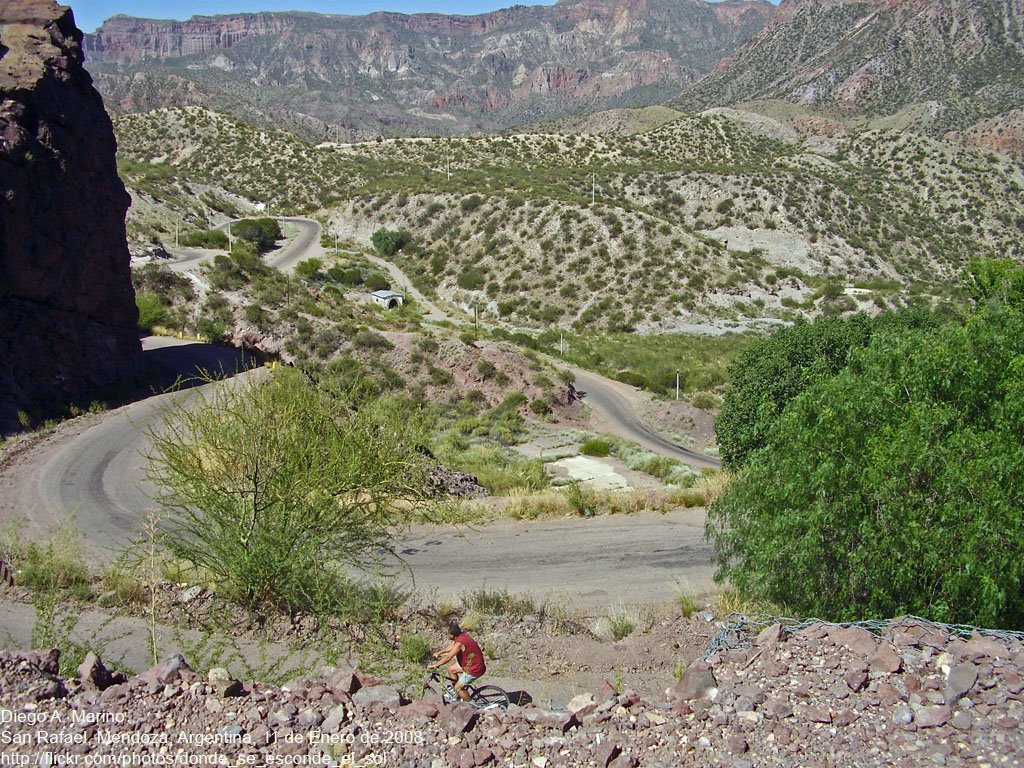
427 622 486 702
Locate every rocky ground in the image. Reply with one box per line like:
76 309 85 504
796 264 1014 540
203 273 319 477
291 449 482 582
2 616 1022 767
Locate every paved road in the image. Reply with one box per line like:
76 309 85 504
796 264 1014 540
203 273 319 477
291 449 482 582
393 507 714 608
35 337 254 556
23 218 718 603
164 217 322 274
572 368 721 470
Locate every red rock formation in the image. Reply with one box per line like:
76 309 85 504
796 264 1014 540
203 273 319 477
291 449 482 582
82 0 774 136
0 0 143 431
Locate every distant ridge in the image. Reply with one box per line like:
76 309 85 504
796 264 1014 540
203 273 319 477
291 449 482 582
672 0 1024 138
83 0 774 139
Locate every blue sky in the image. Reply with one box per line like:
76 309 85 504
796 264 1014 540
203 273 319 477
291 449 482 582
70 0 560 32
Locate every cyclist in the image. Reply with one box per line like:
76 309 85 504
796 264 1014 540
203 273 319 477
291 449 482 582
427 621 486 702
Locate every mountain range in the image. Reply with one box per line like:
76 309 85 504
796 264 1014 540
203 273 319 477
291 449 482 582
84 0 774 140
674 0 1024 142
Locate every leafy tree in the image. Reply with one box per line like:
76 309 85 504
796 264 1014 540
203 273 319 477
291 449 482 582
232 218 282 253
707 308 1024 628
150 370 432 611
961 257 1024 311
716 310 937 468
371 228 409 257
135 292 165 332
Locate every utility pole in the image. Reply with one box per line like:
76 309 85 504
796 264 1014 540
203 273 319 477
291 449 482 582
676 370 680 401
559 331 564 355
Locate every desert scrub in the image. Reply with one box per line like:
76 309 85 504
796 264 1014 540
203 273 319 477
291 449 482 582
609 438 702 486
434 442 545 495
1 519 92 598
400 634 432 664
462 587 536 618
592 605 650 642
502 487 674 520
149 368 434 613
579 437 611 457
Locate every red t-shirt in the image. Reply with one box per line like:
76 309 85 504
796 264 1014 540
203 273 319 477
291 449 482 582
455 633 486 676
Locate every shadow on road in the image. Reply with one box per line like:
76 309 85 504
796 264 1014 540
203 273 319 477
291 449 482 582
507 691 533 706
142 341 258 396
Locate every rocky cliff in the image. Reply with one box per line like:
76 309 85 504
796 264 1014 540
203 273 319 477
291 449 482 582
0 0 143 431
672 0 1024 138
82 0 774 139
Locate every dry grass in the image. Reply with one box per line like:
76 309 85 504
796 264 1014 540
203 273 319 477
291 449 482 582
500 486 679 520
713 585 785 617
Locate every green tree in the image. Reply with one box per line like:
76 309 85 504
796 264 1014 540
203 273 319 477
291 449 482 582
716 310 937 468
233 218 282 253
135 292 166 332
150 371 433 611
961 257 1024 311
707 308 1024 628
371 228 409 257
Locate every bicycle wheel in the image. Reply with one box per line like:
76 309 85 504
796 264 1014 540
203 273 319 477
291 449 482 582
470 685 510 710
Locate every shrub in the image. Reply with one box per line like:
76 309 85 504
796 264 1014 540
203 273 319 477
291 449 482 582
462 587 535 617
136 292 165 332
295 258 322 280
353 329 394 350
529 398 550 416
708 308 1024 628
180 228 229 249
149 370 432 610
476 360 497 379
593 608 637 642
371 228 408 257
6 522 91 596
457 271 486 291
400 634 432 664
580 438 611 457
460 194 484 213
364 273 390 292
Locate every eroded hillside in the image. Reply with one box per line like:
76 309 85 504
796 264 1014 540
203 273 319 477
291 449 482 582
115 106 1024 331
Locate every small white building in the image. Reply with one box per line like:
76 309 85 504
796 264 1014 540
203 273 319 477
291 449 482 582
371 289 404 309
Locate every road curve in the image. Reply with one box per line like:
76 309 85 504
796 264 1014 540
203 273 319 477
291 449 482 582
36 337 254 556
572 368 721 470
25 218 718 602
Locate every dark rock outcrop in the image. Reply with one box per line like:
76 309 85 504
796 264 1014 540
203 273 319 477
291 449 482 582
0 0 143 432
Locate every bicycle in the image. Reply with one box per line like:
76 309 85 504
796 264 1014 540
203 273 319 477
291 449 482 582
422 669 510 710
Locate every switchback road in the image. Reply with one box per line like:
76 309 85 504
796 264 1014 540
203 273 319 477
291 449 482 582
3 219 718 604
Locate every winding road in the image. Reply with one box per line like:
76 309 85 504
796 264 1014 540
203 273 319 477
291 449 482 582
13 218 718 604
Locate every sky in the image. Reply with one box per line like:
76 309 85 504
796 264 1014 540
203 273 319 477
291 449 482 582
69 0 560 33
